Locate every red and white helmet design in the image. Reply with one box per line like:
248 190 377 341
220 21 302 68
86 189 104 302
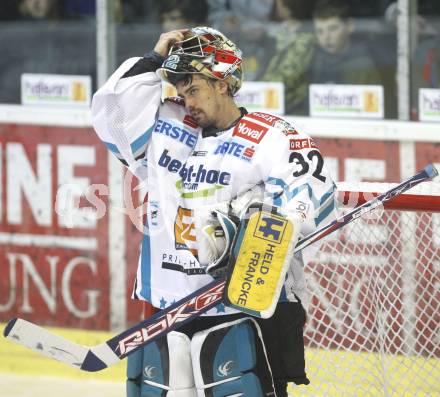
157 27 243 95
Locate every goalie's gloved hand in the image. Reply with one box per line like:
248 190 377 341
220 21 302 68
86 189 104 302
196 210 238 278
197 222 226 266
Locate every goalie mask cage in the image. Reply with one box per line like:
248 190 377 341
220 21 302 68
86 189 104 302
294 181 440 397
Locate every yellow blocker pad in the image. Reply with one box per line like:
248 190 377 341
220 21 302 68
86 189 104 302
223 203 299 318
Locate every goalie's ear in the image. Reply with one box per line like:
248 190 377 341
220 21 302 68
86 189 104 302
223 202 302 318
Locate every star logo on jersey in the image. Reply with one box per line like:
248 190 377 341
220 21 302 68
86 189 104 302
159 297 167 309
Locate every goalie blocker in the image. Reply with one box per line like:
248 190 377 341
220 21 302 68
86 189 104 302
223 202 302 318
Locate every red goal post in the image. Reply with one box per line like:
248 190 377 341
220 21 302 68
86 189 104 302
294 180 440 396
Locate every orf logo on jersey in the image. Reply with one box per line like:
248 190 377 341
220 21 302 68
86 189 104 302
289 138 317 150
233 119 268 144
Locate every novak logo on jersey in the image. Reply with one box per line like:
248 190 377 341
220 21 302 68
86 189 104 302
233 119 268 144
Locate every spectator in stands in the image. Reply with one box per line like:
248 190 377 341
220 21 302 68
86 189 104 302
237 23 276 81
61 0 125 22
207 0 274 35
206 0 276 81
159 0 208 31
60 0 95 19
260 0 316 115
309 0 382 85
19 0 58 20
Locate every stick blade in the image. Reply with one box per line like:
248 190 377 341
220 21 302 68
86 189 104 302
3 318 89 369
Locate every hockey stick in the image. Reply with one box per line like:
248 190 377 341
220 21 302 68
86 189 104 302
3 163 438 372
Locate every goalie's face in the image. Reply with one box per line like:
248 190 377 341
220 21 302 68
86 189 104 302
176 75 228 129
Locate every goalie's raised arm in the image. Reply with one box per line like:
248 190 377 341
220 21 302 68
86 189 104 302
90 31 188 179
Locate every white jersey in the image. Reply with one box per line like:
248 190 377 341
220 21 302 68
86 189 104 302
91 57 338 314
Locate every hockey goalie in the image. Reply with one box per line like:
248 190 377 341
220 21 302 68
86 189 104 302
90 26 338 396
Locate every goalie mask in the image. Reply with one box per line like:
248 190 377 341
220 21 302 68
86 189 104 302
157 27 243 95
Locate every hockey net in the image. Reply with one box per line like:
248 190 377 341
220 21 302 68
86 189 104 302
291 181 440 397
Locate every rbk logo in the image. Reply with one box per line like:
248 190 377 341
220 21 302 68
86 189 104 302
116 281 225 357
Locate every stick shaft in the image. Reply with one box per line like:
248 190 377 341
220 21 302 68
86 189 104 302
295 164 438 253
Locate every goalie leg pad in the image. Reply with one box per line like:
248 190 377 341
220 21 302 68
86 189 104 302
127 331 197 397
191 318 275 397
127 348 143 397
224 202 302 318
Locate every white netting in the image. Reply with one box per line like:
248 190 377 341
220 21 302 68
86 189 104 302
289 181 440 397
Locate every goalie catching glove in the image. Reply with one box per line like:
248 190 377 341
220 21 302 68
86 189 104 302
195 209 238 278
